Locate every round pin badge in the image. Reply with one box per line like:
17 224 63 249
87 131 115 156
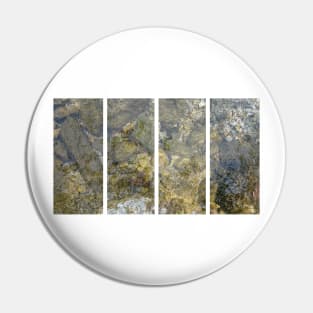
27 27 285 285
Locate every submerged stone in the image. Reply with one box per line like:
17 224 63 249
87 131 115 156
107 99 154 214
54 99 103 214
210 98 259 214
159 99 206 214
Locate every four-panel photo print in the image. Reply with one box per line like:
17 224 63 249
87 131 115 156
54 98 259 215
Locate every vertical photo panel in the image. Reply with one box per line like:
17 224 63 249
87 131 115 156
210 99 260 214
54 99 103 214
107 99 154 214
159 99 206 214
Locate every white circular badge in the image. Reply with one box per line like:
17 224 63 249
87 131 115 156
27 28 285 285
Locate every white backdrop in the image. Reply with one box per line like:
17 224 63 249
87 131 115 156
0 0 312 312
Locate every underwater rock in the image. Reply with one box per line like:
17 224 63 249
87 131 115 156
113 138 138 162
108 99 154 214
79 99 103 136
108 99 153 131
54 139 70 162
60 116 102 193
54 99 103 214
159 99 206 214
108 197 153 214
210 98 259 214
54 101 80 119
132 112 154 152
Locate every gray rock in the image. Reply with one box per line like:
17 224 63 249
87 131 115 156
60 116 103 193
